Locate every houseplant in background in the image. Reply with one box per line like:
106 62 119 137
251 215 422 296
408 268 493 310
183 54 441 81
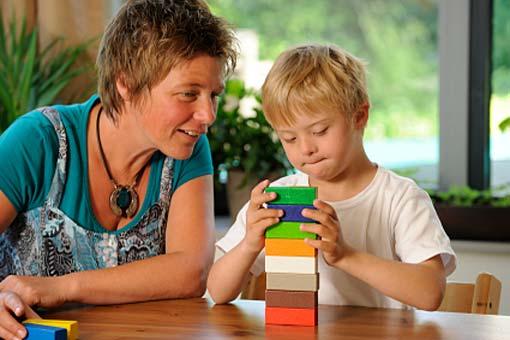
417 119 510 242
0 13 91 133
427 184 510 242
208 78 292 219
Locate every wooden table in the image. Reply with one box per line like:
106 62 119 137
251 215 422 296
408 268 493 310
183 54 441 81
44 298 510 339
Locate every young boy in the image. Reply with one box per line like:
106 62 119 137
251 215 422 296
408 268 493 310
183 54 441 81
207 44 456 310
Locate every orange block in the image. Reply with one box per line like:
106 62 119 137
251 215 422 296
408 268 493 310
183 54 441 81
265 238 317 257
265 306 318 326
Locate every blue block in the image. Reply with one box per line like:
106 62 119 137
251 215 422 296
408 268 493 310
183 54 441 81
25 323 67 340
267 204 316 223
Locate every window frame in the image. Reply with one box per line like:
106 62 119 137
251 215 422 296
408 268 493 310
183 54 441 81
439 0 508 242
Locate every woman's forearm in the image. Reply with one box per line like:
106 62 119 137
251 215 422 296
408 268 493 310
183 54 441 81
65 251 209 305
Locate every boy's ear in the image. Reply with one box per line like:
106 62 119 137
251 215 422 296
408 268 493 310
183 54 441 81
353 102 369 130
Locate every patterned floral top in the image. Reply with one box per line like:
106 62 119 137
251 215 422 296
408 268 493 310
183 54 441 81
0 107 174 279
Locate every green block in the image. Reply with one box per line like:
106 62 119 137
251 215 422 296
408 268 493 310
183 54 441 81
265 221 317 239
265 187 317 205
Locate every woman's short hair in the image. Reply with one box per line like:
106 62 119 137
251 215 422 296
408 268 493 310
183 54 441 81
97 0 238 120
261 44 368 127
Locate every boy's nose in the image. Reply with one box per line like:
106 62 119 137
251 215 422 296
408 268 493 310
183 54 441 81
299 138 317 156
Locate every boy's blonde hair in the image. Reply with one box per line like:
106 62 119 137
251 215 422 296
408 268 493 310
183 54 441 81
261 44 368 127
96 0 238 121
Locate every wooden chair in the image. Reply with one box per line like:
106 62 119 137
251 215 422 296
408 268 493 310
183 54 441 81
438 272 501 314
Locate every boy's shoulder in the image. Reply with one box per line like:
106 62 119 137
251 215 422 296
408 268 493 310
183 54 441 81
375 167 429 200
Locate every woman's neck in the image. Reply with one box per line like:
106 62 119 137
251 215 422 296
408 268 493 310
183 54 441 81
90 104 155 185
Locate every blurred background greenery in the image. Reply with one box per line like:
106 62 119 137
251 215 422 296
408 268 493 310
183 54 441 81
207 0 510 198
1 0 509 212
209 0 509 141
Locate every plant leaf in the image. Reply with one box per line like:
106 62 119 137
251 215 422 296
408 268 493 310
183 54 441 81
499 117 510 132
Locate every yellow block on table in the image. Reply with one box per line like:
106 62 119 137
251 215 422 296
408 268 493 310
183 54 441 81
24 319 79 340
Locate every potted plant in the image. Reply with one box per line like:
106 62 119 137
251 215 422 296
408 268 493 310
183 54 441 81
0 13 91 133
208 79 292 219
427 185 510 242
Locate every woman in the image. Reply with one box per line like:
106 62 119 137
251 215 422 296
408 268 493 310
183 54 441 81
0 0 237 338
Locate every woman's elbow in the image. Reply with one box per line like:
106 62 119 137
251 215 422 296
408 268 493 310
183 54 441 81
180 267 208 298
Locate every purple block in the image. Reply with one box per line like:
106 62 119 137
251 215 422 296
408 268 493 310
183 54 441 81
267 204 316 223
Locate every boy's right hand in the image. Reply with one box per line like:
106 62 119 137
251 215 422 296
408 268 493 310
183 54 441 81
242 179 283 254
0 291 40 340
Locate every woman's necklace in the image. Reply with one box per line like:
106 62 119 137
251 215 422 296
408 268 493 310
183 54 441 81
96 107 145 218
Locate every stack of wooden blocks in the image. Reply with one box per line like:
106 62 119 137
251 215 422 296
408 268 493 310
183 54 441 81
264 186 319 326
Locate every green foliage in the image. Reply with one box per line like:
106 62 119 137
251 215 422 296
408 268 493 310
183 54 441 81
499 117 510 131
0 14 92 133
427 185 510 208
209 0 439 139
493 0 510 95
209 0 510 140
500 117 510 132
207 79 292 187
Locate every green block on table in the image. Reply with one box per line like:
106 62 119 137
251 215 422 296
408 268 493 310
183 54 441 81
265 221 317 239
265 187 317 205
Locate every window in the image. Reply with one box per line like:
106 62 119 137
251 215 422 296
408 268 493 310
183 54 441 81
491 0 510 192
209 0 439 188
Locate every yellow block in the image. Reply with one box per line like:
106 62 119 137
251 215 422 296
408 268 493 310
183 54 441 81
265 238 316 257
24 319 79 340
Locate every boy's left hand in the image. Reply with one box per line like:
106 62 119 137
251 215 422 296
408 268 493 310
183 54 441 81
300 199 351 266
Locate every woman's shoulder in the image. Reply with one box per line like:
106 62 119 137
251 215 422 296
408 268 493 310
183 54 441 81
1 110 58 145
2 95 97 143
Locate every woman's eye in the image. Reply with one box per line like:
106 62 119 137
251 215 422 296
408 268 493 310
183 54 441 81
182 92 197 99
283 137 296 143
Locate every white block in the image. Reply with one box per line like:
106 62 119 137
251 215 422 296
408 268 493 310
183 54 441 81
265 255 318 274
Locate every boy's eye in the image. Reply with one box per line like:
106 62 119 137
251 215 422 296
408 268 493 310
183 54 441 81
313 127 328 136
282 137 296 143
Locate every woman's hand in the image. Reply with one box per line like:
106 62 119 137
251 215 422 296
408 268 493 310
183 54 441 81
0 291 40 340
0 275 69 309
241 180 283 254
301 199 352 266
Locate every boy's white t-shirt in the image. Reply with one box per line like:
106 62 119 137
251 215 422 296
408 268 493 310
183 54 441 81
216 167 456 309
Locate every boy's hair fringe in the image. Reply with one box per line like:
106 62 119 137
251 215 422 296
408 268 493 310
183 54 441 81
261 44 368 127
97 0 238 120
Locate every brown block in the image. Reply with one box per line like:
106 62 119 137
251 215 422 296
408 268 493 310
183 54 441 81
265 238 317 257
266 290 318 309
266 273 319 291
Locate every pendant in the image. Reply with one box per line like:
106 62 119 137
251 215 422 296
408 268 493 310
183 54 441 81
109 185 139 218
